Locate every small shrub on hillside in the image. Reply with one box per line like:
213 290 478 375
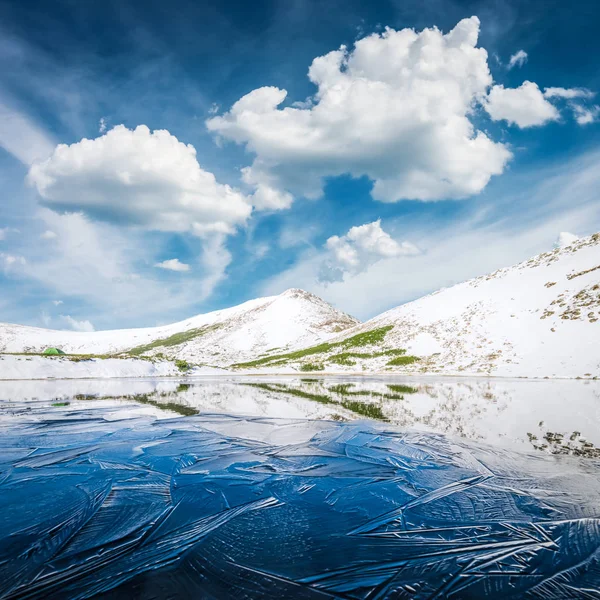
175 359 192 372
299 362 325 372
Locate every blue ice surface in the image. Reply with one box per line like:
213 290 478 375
1 404 600 599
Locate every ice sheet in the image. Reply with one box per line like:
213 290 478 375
1 401 600 599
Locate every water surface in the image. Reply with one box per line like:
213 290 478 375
2 375 599 455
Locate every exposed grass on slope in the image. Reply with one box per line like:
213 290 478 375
329 349 407 366
387 355 420 366
246 382 387 421
4 352 115 360
5 351 177 364
328 354 356 366
342 326 395 346
3 352 203 375
258 347 283 357
66 354 117 362
231 326 395 369
74 394 100 400
126 324 221 356
566 264 600 281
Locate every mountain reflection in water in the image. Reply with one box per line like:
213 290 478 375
2 376 599 456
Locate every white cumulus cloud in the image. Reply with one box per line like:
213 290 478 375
40 230 57 240
27 124 252 236
27 125 252 298
208 17 512 206
507 50 528 70
154 258 190 272
485 81 560 127
59 315 95 332
320 220 420 282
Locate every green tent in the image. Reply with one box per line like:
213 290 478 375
42 347 66 355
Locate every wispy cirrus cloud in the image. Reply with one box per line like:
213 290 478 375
543 87 599 125
0 100 56 165
507 49 528 70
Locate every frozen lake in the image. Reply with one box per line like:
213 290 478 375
1 377 600 598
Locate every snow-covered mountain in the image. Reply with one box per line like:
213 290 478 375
2 234 599 378
240 233 600 378
363 232 600 378
0 289 358 367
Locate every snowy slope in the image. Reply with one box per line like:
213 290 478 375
319 232 600 378
0 289 358 367
0 355 227 380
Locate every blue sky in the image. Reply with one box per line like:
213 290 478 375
1 0 599 330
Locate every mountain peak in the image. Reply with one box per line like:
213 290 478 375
0 287 359 366
279 288 313 298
